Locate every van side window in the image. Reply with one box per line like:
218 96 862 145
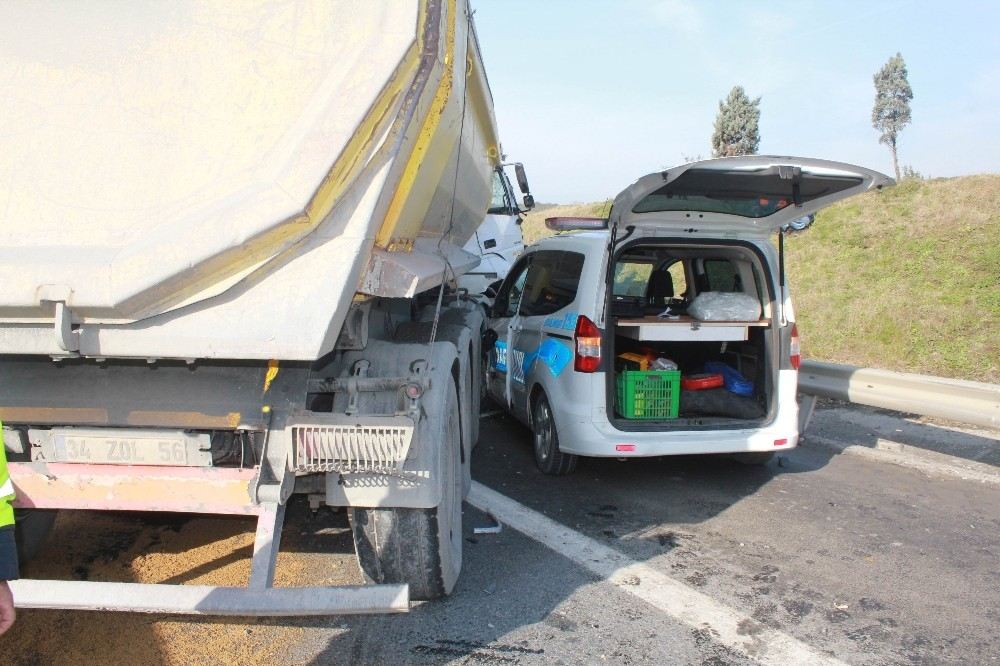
519 250 585 316
613 262 653 297
704 259 741 292
494 258 531 318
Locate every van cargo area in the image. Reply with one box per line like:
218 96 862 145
607 240 779 430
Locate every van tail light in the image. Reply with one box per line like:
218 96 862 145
789 323 801 370
574 315 602 373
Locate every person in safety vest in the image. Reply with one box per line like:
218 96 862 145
0 422 17 636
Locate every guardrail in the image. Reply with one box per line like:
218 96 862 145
798 361 1000 430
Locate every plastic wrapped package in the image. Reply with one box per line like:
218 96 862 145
688 292 761 322
651 357 678 370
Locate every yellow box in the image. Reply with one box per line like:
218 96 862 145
617 352 648 371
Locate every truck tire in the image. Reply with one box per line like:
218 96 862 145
351 379 463 600
532 392 578 476
392 320 475 497
15 508 58 564
418 303 484 447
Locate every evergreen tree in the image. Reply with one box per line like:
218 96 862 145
711 86 761 158
872 52 913 181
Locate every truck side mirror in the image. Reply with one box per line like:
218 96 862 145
514 163 531 194
521 193 535 211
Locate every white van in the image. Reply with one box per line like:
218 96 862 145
484 156 892 474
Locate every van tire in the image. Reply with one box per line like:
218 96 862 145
350 380 463 600
731 452 775 466
532 392 578 475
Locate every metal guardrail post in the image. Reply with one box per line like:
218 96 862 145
798 361 1000 430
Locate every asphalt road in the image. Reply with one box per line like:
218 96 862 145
3 403 998 665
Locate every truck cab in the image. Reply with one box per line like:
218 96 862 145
459 163 534 295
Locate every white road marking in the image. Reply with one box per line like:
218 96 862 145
807 434 1000 487
468 481 848 666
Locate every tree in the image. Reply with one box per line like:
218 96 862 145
711 86 761 158
872 52 913 181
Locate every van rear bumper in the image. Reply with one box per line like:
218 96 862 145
557 417 798 457
554 369 799 458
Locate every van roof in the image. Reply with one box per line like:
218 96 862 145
535 229 609 246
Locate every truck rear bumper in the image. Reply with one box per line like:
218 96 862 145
10 462 260 514
8 462 412 615
10 579 409 616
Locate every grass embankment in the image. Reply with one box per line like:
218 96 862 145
786 176 999 383
522 176 1000 383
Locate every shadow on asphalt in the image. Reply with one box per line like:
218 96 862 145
807 400 1000 467
471 408 822 531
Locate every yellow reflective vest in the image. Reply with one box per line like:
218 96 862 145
0 420 18 580
0 421 14 529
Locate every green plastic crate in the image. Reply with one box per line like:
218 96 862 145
616 370 681 419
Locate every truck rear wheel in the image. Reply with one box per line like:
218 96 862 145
350 380 463 600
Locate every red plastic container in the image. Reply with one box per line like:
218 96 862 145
681 373 724 390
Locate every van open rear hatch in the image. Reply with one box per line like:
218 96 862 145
611 155 893 237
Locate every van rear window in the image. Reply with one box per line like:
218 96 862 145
631 168 862 218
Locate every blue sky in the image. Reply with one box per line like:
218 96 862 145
473 0 1000 202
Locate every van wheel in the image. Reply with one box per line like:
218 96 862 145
532 393 578 475
731 452 775 466
481 354 490 402
351 380 463 600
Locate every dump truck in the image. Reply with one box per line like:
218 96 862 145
0 0 521 615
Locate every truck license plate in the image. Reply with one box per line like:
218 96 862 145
53 434 189 466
